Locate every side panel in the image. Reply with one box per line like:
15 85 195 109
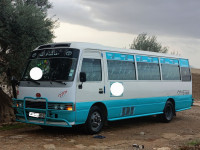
74 94 192 124
103 51 192 120
104 81 192 120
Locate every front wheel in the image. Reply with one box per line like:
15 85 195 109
159 101 174 123
85 106 104 134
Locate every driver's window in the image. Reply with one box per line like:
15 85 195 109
81 58 102 81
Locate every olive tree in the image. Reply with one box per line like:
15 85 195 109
0 0 56 81
130 33 168 53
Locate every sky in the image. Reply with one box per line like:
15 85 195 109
48 0 200 68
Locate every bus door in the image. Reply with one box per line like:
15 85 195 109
76 50 105 103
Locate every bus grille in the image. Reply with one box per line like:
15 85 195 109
26 101 46 109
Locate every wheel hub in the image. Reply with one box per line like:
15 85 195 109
91 112 102 129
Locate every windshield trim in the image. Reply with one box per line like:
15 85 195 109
28 57 78 60
21 49 80 82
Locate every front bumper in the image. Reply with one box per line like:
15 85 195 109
12 97 75 127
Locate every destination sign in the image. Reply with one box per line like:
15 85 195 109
29 48 79 59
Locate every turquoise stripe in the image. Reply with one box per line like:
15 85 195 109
176 107 191 112
75 95 192 124
13 95 193 126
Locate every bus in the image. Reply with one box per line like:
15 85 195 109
12 42 193 134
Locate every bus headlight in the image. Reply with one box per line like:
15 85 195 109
54 104 59 110
49 103 73 111
16 101 23 107
19 102 23 107
59 104 65 110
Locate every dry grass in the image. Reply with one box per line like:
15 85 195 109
180 139 200 150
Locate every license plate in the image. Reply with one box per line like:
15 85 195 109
29 112 45 118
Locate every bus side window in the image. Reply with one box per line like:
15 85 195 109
181 67 191 81
162 64 180 80
137 62 160 80
107 60 136 80
81 58 102 81
179 59 191 81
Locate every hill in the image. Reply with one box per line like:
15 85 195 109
191 68 200 101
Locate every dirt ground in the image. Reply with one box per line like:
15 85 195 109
0 106 200 150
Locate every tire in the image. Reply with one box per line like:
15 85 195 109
85 106 104 134
160 101 174 123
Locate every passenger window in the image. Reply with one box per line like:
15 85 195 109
81 58 102 81
181 67 191 81
161 64 180 80
107 60 136 80
137 62 161 80
160 58 180 80
179 59 191 81
136 55 160 80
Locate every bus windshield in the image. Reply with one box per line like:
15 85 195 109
21 48 79 81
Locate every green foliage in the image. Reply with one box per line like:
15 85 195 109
130 33 168 53
180 139 200 150
187 139 200 146
0 123 35 131
0 0 56 81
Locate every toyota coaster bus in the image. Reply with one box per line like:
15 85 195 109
13 42 193 134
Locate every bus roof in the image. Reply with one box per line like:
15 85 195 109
34 42 186 59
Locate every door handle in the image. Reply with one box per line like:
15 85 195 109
99 88 103 94
99 90 103 94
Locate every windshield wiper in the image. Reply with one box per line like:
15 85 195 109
50 80 66 85
27 79 40 85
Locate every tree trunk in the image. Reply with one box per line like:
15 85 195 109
0 88 15 123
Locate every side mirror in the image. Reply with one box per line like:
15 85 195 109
80 72 86 82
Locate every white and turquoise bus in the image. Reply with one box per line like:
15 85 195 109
13 42 193 134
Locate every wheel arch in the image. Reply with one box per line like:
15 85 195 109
84 102 108 134
90 102 108 121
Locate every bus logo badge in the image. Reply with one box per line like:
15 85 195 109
66 51 72 56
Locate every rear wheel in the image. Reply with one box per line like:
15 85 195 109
160 101 174 123
85 106 104 134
